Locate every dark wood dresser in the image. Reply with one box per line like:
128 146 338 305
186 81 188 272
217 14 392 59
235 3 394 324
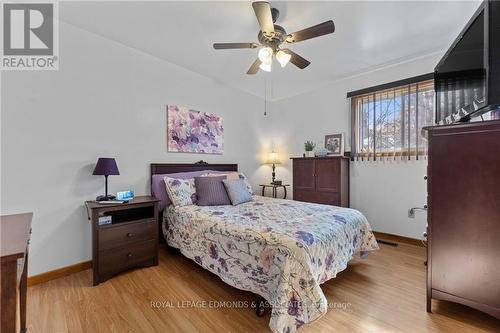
291 156 349 207
426 120 500 319
1 212 33 333
86 196 159 286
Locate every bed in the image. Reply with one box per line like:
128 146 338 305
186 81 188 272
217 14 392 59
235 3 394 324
151 162 378 333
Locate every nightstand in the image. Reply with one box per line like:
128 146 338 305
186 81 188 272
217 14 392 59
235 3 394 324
85 196 159 286
259 184 290 199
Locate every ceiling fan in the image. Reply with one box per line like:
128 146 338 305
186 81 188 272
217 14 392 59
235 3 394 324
213 1 335 75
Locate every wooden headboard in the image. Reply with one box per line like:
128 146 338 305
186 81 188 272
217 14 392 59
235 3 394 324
150 162 238 181
150 161 238 243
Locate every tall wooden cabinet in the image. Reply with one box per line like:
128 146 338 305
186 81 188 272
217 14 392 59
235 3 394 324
291 156 349 207
426 120 500 319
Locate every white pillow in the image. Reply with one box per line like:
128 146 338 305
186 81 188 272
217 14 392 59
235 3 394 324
163 177 196 207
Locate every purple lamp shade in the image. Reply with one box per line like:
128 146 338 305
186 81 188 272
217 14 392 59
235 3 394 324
93 158 119 176
92 158 119 201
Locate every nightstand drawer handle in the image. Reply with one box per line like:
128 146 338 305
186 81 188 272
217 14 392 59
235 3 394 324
127 252 133 258
127 233 133 238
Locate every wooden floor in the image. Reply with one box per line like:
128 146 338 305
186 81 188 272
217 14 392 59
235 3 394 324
27 243 500 333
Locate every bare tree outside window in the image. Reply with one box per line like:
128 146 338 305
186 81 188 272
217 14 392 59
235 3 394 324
351 79 434 160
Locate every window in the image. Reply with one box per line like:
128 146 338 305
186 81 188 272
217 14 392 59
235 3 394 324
350 77 435 160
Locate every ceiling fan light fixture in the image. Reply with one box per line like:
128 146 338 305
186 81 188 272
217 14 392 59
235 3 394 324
213 2 335 74
276 50 291 67
258 47 273 64
259 61 272 72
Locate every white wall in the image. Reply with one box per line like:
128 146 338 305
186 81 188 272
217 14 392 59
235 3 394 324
0 21 270 276
269 54 441 239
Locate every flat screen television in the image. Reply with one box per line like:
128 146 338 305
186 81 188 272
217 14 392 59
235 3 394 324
434 9 487 123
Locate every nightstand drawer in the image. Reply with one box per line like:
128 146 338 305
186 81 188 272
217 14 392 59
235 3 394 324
98 239 156 278
87 196 159 286
98 219 155 251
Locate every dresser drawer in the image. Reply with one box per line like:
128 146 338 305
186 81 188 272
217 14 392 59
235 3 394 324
98 219 155 251
98 239 156 278
294 189 340 206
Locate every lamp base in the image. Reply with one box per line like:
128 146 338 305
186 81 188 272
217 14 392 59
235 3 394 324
96 194 116 202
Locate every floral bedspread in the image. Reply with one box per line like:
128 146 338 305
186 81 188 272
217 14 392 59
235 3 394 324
163 196 378 333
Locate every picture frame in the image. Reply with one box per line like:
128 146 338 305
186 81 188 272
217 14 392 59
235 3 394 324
167 105 224 154
325 133 344 156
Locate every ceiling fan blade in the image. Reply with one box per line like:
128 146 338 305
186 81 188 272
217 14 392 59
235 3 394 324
213 43 259 50
282 49 310 69
285 20 335 43
252 1 275 36
247 58 262 75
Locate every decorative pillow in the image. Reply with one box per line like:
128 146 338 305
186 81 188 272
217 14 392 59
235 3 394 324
238 172 254 195
222 179 253 205
203 172 240 180
195 176 231 206
152 170 228 210
163 177 197 207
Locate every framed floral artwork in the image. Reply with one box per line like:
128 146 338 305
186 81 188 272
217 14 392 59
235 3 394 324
167 105 224 154
325 133 344 156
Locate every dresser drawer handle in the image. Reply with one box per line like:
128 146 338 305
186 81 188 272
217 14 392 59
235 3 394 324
127 233 133 238
127 252 133 258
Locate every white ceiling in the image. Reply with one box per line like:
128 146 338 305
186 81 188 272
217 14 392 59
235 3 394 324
60 1 481 100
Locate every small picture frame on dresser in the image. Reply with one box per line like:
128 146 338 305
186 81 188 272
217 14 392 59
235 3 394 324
325 133 344 156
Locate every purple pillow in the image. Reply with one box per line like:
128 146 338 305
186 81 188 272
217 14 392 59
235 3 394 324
195 176 231 206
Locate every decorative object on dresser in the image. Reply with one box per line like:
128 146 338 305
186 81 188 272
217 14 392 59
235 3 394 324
265 151 281 184
1 212 32 333
304 140 316 157
314 146 328 157
259 183 290 199
291 156 349 207
93 157 120 201
86 196 159 286
167 105 224 154
324 133 344 156
424 120 500 320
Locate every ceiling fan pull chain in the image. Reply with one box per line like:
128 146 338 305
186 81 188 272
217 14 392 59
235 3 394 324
264 78 267 116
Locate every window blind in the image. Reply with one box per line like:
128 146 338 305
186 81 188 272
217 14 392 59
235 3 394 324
350 79 435 161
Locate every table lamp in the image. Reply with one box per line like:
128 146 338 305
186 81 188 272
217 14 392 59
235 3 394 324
93 158 120 201
267 151 281 184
